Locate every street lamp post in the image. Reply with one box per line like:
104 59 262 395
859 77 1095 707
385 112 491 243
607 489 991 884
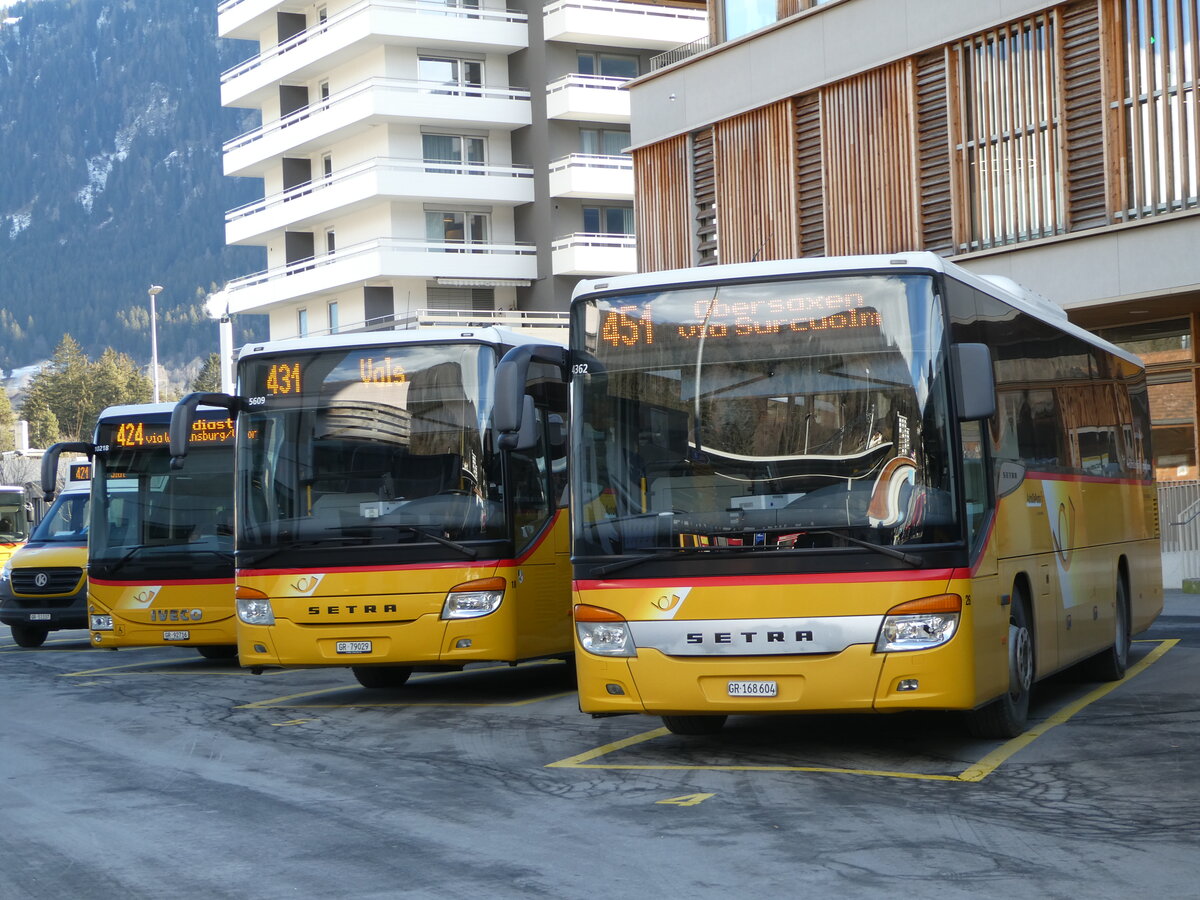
148 285 164 403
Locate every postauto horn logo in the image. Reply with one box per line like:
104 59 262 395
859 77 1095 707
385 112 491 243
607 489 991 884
289 574 325 596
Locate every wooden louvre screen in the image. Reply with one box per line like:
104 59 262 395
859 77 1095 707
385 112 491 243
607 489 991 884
793 91 825 257
691 127 718 265
633 135 691 272
822 62 920 255
712 100 797 263
1061 0 1110 230
914 50 955 254
951 12 1066 250
1114 0 1200 218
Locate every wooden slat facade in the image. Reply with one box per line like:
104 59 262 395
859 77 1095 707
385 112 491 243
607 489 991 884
914 49 955 254
635 0 1196 269
821 63 920 255
633 134 691 272
794 91 826 257
712 101 797 263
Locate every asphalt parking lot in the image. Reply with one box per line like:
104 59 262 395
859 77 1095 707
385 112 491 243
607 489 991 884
1 593 1197 899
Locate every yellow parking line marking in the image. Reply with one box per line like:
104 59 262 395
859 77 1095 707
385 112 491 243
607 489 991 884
547 639 1178 782
61 658 288 677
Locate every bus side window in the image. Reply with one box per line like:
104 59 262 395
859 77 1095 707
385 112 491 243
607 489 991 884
960 420 989 548
510 407 551 547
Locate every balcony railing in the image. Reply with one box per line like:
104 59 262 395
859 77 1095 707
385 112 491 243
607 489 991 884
223 77 532 156
226 237 538 294
222 0 527 84
552 232 636 251
302 307 569 339
548 152 632 175
649 35 710 71
543 0 705 26
226 157 535 224
545 72 632 97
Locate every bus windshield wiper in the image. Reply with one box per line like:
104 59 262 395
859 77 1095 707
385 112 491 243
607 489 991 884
390 525 477 559
100 544 151 576
806 529 924 567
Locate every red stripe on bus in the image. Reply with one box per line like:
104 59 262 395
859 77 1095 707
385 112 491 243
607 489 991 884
88 577 234 587
574 567 966 591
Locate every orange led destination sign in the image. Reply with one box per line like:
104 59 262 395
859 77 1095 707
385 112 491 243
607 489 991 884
601 293 880 348
68 463 92 482
108 418 234 449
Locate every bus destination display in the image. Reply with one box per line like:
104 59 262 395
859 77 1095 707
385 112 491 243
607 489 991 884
99 418 235 450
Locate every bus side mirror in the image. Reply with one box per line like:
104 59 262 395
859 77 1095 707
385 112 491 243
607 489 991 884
171 392 238 469
501 395 539 452
41 442 92 502
952 343 996 421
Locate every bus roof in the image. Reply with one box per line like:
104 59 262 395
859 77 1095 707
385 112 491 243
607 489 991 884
235 326 565 363
570 253 1141 369
96 402 231 423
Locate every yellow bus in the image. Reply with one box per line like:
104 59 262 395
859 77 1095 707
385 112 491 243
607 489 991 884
0 484 33 568
171 327 571 688
43 403 238 658
501 253 1161 737
0 463 90 647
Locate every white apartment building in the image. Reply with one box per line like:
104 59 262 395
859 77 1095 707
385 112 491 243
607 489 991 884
214 0 706 338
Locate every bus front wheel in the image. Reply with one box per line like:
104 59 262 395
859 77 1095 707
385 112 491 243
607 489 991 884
662 715 727 736
966 596 1033 739
352 665 413 689
10 624 49 648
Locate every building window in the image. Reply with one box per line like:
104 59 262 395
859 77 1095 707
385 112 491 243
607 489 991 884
317 6 327 25
419 57 483 95
322 154 332 178
327 301 339 334
423 134 486 173
722 0 777 40
1118 0 1200 217
580 128 630 156
319 80 330 102
426 211 490 250
297 308 308 337
954 14 1065 250
325 229 335 254
576 52 638 79
583 206 634 235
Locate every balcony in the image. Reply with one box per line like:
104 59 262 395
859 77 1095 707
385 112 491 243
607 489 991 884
227 158 535 245
545 74 631 123
217 0 281 40
543 0 707 51
223 77 532 178
547 154 633 200
222 0 528 108
551 232 637 276
222 237 539 314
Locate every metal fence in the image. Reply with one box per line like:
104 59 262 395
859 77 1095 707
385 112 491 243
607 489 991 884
1157 480 1200 587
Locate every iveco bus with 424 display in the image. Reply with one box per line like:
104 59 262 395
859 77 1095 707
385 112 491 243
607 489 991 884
42 403 238 657
170 327 570 688
496 253 1162 737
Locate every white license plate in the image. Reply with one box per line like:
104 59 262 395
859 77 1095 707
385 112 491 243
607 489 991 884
162 631 190 641
28 613 52 621
336 641 372 655
727 680 778 697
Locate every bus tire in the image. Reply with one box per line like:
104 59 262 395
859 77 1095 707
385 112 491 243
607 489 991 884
10 624 49 648
352 665 413 689
662 715 727 736
965 595 1033 739
1080 577 1130 682
196 645 239 660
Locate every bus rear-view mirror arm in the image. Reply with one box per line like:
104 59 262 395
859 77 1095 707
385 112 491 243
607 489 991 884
170 392 239 469
951 343 996 421
41 442 93 502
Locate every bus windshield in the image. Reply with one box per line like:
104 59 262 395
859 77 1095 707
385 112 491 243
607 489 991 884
0 492 27 542
571 273 960 558
237 342 506 557
91 437 234 576
29 492 88 544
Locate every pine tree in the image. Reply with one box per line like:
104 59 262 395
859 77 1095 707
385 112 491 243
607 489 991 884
190 353 223 393
0 386 15 451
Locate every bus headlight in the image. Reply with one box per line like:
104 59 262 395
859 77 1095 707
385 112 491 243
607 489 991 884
236 586 275 625
442 577 505 619
90 615 113 631
876 594 962 652
575 604 636 657
0 562 10 583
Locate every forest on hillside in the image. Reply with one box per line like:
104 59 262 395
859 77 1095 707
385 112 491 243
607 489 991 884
0 0 267 374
